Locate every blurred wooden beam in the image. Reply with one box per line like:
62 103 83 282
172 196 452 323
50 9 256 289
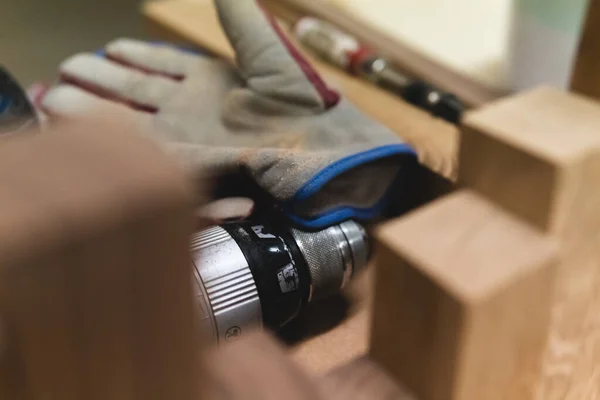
0 119 199 400
461 87 600 399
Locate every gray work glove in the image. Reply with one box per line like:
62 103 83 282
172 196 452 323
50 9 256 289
42 0 415 228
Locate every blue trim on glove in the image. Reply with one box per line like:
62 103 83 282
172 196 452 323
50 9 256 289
94 41 416 228
286 144 417 229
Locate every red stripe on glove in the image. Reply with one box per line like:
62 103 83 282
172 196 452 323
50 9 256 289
259 2 340 110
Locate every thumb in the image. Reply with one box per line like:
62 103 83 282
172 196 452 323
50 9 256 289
195 197 255 226
214 0 339 111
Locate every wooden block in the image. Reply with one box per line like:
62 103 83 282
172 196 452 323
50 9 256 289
203 330 325 400
460 88 600 399
0 119 199 400
371 190 558 400
460 86 600 233
320 356 416 400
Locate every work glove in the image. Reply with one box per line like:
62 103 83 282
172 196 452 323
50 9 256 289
41 0 416 229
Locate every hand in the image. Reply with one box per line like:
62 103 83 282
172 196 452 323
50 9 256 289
41 0 415 229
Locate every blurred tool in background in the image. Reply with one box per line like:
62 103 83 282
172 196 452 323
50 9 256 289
0 66 39 135
192 219 369 344
295 17 465 124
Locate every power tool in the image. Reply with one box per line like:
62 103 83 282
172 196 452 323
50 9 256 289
0 67 371 345
191 220 369 344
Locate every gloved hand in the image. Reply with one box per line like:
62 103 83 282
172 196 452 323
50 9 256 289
41 0 416 228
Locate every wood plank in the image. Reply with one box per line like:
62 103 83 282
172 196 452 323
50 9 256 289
460 87 600 399
371 190 558 400
0 119 199 400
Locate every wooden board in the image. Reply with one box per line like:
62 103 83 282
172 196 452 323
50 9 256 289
461 86 600 399
372 190 558 400
0 118 199 400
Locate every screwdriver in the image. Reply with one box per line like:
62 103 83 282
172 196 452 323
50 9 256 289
294 18 465 124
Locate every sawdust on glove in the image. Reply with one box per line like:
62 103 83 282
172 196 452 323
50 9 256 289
42 0 416 229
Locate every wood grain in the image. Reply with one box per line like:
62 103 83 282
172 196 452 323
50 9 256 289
0 119 199 400
143 0 459 181
371 190 558 400
460 87 600 400
570 0 600 99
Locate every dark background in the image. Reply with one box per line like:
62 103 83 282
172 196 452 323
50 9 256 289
1 0 146 86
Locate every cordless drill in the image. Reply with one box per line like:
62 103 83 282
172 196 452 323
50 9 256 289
191 219 369 344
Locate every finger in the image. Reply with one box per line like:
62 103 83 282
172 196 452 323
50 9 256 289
215 0 339 111
42 85 153 129
26 82 50 108
105 38 205 79
60 54 179 109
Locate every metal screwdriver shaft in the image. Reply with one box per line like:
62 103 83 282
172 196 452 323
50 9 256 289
295 18 465 124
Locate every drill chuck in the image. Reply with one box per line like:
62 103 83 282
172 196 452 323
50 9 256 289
191 220 368 344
